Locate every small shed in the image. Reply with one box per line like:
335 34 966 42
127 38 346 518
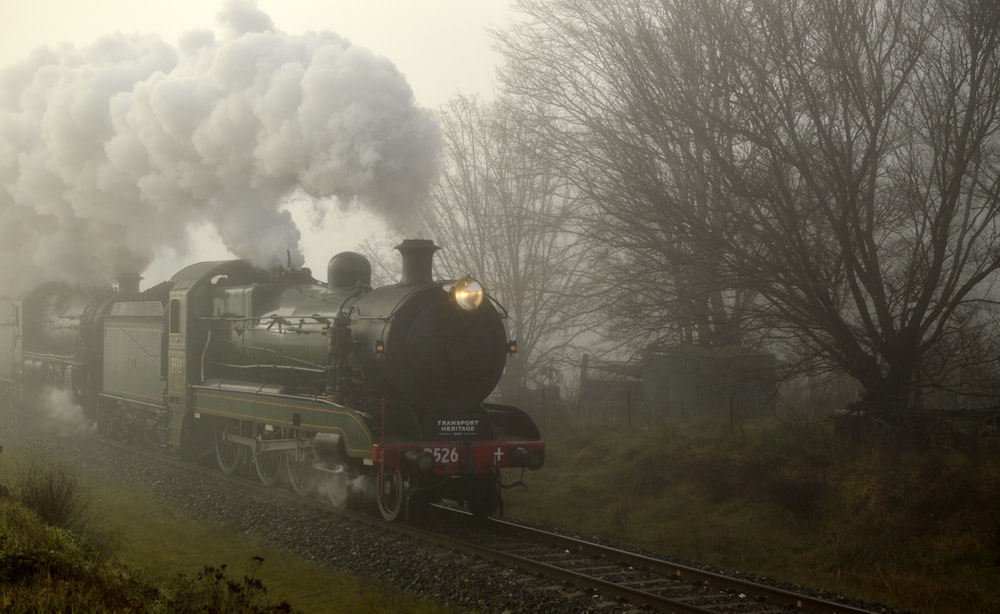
642 345 776 418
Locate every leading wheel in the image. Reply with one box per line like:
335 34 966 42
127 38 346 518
215 421 245 475
377 467 406 522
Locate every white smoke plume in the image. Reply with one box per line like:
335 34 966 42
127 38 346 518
40 387 94 437
0 0 439 293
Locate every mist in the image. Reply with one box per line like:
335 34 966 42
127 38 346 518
0 0 439 294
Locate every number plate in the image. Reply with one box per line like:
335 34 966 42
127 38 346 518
424 447 459 464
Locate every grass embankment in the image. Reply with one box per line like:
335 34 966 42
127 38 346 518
0 445 449 613
504 414 1000 614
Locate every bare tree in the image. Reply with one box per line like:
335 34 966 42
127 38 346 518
427 94 596 398
497 0 756 352
498 0 1000 410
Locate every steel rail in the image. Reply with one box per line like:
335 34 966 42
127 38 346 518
483 515 880 614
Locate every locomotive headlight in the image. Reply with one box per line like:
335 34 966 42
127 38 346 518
448 276 485 311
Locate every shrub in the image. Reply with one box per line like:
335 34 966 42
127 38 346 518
161 556 297 613
0 499 161 611
11 457 90 533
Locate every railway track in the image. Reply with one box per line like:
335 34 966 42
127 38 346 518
37 421 885 614
414 507 883 614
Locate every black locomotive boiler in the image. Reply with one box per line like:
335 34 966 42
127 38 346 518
0 239 545 522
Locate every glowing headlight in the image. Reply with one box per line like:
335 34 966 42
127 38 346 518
449 276 485 311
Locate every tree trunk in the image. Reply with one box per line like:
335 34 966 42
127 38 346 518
857 347 918 411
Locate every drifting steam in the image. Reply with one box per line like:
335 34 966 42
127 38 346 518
315 465 372 509
0 0 439 293
40 388 93 437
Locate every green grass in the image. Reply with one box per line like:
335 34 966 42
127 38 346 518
0 443 452 614
503 413 1000 614
87 481 338 611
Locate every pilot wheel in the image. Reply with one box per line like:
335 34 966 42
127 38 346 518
377 467 407 522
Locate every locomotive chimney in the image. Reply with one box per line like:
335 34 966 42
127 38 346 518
396 239 439 285
116 272 141 294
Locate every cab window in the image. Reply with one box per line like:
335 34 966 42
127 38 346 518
169 299 181 334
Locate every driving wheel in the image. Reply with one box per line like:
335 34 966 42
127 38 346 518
377 467 406 522
286 448 316 496
253 425 283 487
215 420 245 475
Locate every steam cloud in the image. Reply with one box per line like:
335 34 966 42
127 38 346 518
41 387 93 437
0 0 440 293
315 464 371 508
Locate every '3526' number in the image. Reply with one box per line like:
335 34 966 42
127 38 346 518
424 447 459 464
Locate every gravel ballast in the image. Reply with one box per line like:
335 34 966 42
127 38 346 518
4 411 630 613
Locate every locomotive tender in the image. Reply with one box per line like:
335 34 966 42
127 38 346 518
0 239 544 521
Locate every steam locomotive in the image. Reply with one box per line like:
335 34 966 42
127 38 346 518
0 239 544 521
